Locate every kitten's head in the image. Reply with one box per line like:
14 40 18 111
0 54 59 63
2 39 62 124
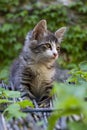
24 20 66 64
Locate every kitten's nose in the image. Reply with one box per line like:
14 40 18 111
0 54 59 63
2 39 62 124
53 53 58 58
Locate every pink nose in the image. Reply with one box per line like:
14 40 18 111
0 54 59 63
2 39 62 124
53 53 57 57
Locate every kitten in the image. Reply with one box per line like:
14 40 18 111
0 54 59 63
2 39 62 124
10 20 66 103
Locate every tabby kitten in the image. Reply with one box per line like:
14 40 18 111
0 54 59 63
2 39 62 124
10 20 66 103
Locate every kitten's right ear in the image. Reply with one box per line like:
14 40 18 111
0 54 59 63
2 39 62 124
32 20 47 40
55 27 67 44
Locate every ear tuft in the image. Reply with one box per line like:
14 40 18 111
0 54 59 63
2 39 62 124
55 27 67 43
33 19 47 40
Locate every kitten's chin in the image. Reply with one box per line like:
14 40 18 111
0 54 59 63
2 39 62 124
46 57 57 64
37 58 55 65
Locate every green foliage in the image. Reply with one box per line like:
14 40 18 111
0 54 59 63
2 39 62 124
4 103 26 120
68 61 87 83
18 99 34 108
0 87 33 120
0 66 9 82
48 62 87 130
68 122 87 130
0 0 87 80
0 87 20 98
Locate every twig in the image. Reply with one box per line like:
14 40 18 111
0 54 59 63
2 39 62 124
22 108 61 113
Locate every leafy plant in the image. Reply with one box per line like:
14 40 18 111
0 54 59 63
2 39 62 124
0 86 33 120
4 103 26 120
48 61 87 130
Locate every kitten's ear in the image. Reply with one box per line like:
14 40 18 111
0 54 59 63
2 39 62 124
55 27 67 43
32 19 47 40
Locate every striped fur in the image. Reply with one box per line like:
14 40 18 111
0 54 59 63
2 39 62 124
10 20 66 104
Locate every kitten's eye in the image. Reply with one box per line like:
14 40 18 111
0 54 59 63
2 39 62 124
46 43 51 49
56 46 60 51
41 43 51 50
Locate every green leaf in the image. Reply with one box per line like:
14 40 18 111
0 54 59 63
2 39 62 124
0 99 12 104
4 90 21 98
4 103 26 120
68 122 87 130
0 87 6 92
48 112 59 130
18 99 34 108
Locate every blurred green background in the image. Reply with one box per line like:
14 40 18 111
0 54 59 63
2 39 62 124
0 0 87 81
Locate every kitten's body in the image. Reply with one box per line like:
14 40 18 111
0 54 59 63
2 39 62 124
10 20 66 103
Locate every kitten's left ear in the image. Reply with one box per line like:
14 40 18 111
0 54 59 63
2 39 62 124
32 19 47 40
55 27 67 44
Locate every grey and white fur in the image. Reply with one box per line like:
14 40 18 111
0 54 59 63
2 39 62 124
10 20 67 103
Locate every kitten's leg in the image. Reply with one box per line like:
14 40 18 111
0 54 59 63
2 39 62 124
19 85 36 100
38 85 53 108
